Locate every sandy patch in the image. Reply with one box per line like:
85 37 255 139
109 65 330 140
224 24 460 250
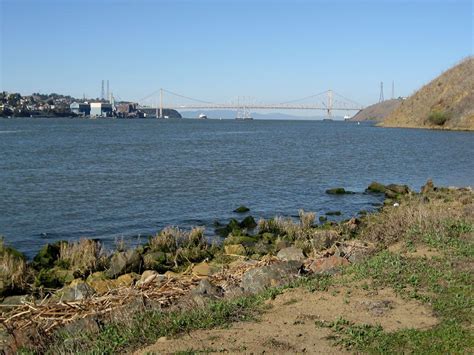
137 284 437 354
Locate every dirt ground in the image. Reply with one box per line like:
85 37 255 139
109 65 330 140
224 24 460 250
137 282 437 354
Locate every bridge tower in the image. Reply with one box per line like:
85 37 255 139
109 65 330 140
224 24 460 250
327 90 333 117
159 88 163 118
379 82 384 103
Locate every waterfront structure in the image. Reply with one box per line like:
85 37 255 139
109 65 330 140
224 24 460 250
90 102 113 117
70 102 91 116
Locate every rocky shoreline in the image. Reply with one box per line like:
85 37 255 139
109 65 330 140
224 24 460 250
0 179 472 352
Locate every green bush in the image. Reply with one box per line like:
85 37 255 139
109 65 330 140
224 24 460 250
428 110 448 125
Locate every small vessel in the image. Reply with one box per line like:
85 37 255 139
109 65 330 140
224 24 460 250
343 114 351 120
198 113 207 119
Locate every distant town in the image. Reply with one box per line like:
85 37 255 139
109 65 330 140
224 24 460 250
0 90 180 119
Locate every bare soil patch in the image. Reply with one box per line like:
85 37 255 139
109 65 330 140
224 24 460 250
138 283 437 354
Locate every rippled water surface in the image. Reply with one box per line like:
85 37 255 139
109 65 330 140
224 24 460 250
1 118 473 257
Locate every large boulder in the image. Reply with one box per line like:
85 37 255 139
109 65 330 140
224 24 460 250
308 256 349 275
34 267 75 289
241 261 302 294
240 216 257 229
277 247 305 261
234 205 250 213
106 249 142 278
190 279 223 306
142 251 168 272
325 187 355 195
366 181 386 193
385 184 410 195
60 280 95 302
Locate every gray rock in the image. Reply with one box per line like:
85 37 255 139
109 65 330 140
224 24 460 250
191 279 223 306
106 249 142 278
241 261 302 294
1 295 32 312
61 281 95 302
277 247 305 261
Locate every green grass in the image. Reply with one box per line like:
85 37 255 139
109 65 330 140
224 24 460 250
25 275 332 354
320 219 474 353
316 317 473 354
428 110 449 125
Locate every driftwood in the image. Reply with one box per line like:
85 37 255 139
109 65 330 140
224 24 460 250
0 257 276 336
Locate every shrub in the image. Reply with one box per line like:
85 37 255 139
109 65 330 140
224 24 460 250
58 239 108 277
0 237 27 294
428 110 448 125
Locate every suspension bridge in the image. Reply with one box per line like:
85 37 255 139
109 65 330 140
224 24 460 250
137 89 364 118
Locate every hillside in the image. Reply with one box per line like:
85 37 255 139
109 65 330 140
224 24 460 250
381 57 474 130
350 99 403 122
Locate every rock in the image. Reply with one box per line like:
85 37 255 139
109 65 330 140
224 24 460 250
106 249 142 278
224 235 258 247
366 181 386 193
234 205 250 213
319 216 328 222
225 286 245 299
61 315 100 335
34 267 75 289
309 256 349 275
386 184 410 195
87 279 117 294
191 279 223 306
60 280 95 302
0 242 27 295
240 216 257 229
164 270 180 279
86 271 107 283
192 262 211 277
309 230 340 251
116 273 137 287
325 211 342 216
241 261 303 294
142 251 167 272
384 189 398 199
277 247 305 261
421 179 435 194
252 241 274 255
225 244 247 256
1 295 32 312
275 238 291 251
325 187 355 195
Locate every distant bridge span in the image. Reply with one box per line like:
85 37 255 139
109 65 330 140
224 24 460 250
137 88 364 118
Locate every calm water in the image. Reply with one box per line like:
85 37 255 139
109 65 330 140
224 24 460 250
1 118 473 257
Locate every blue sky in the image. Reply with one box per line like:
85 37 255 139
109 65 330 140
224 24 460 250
1 0 472 106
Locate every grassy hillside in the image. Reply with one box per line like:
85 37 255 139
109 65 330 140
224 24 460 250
351 99 403 122
381 57 474 130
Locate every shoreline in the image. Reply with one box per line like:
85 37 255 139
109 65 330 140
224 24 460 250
1 179 473 352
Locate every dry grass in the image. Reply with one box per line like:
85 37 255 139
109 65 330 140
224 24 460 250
382 56 474 130
0 237 27 293
360 191 470 246
58 239 108 277
149 226 207 253
299 209 316 229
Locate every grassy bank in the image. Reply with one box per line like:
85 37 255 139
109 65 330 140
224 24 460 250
10 184 472 354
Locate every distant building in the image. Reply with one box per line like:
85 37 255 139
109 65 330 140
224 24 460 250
70 102 90 116
90 102 113 117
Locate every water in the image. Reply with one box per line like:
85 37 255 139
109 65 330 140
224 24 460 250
1 118 473 257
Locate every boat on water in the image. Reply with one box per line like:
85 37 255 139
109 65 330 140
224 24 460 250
343 114 351 120
198 113 207 119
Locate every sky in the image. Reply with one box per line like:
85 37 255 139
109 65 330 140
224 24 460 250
0 0 472 107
